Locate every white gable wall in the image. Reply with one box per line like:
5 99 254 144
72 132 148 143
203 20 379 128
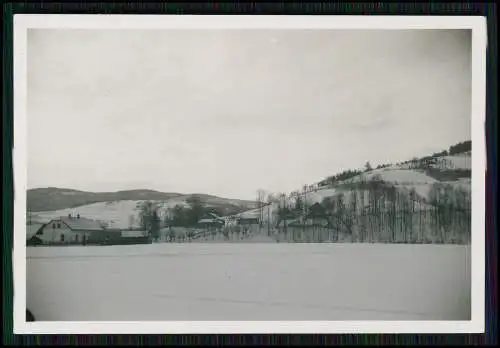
37 219 87 244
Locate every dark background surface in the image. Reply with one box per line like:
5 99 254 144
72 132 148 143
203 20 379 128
3 1 497 346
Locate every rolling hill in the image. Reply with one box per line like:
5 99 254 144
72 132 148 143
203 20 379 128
27 188 184 212
236 142 472 222
27 189 259 228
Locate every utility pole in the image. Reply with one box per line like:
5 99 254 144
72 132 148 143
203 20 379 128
267 200 271 236
257 189 266 234
303 184 307 238
260 191 263 233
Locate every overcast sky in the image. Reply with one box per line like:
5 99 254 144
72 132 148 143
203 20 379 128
27 29 471 200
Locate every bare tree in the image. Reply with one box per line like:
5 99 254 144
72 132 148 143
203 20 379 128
138 201 160 240
365 161 373 172
128 215 135 230
256 189 266 230
266 192 279 235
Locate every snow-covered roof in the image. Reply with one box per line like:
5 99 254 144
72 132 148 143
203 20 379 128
198 218 224 224
207 212 223 219
121 230 146 238
55 216 104 231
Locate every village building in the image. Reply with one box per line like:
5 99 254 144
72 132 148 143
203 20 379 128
194 212 224 239
197 213 225 230
98 228 150 245
235 216 260 235
30 214 150 246
274 203 334 242
33 214 103 245
303 202 334 227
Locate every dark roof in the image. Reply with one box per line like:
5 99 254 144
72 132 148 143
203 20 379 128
238 217 259 221
274 204 333 229
278 208 299 220
102 228 124 233
54 216 104 231
238 217 260 224
305 202 329 219
288 217 332 228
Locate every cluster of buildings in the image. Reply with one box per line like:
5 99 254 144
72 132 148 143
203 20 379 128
27 208 304 246
27 213 149 246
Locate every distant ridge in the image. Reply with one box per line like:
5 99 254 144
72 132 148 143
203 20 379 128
27 187 257 212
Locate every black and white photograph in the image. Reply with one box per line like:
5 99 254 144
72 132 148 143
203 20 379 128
14 15 486 334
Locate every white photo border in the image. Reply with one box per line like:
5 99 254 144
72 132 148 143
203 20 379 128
13 14 487 334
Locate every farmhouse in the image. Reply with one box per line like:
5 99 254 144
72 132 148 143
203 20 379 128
34 214 104 245
304 202 334 227
274 203 335 242
31 214 150 246
234 216 260 235
197 213 225 229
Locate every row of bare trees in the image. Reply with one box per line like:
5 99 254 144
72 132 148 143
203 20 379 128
272 178 471 244
134 177 471 245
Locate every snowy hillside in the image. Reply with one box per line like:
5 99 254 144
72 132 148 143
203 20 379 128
232 150 471 243
241 166 468 219
302 152 470 205
32 196 258 229
32 200 143 228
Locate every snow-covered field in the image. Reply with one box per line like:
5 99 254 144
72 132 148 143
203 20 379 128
27 243 470 321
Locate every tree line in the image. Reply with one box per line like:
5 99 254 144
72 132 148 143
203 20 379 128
136 196 234 240
316 140 471 188
273 176 471 244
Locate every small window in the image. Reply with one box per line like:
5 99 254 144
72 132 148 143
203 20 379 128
52 223 56 229
75 235 79 242
57 223 61 228
60 234 65 242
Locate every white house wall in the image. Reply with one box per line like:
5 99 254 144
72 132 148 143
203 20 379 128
38 220 87 244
